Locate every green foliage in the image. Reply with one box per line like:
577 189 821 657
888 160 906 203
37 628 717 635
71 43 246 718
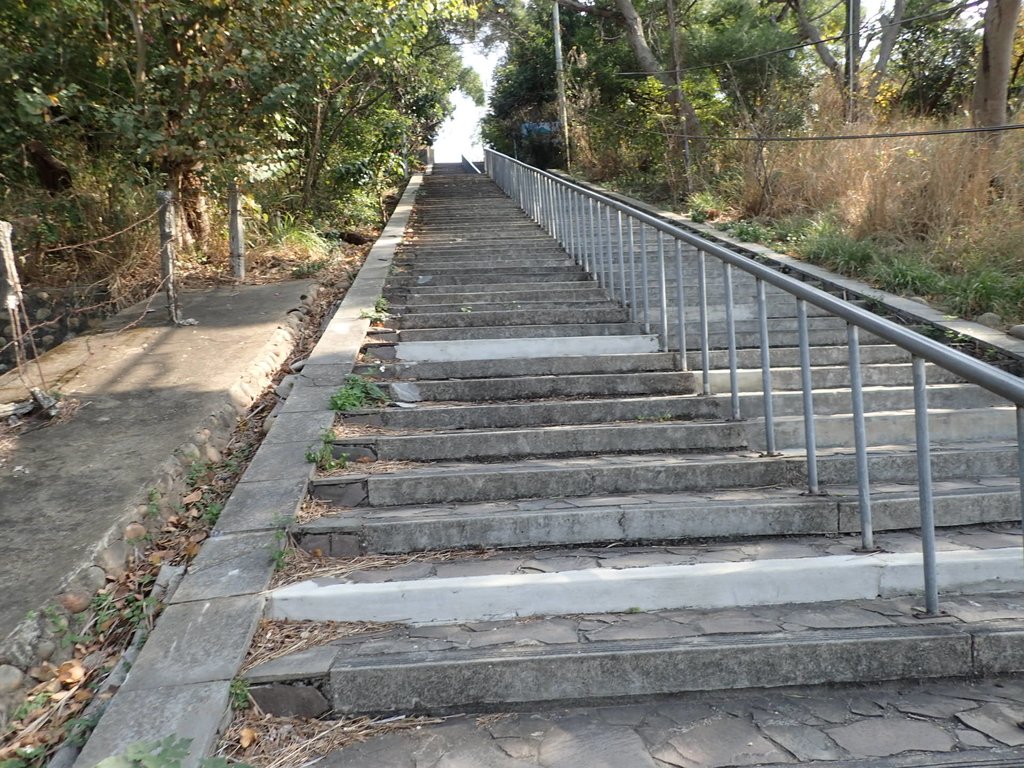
796 221 878 276
330 374 390 412
229 679 251 710
870 256 944 296
687 191 726 223
359 297 391 323
305 430 348 472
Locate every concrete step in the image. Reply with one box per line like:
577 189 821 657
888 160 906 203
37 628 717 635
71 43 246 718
395 257 575 270
709 363 963 393
332 420 747 463
386 272 594 287
342 385 1001 433
342 395 723 431
394 280 598 295
297 482 1022 554
394 307 631 329
250 589 1024 716
392 334 660 362
309 442 1019 507
395 287 609 305
396 322 645 341
391 264 581 280
359 352 678 380
393 299 620 315
385 370 697 404
731 383 1006 419
750 406 1017 450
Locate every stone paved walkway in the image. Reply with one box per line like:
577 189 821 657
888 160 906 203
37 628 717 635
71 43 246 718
322 677 1024 767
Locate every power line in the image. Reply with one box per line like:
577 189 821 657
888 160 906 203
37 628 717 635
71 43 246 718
613 0 985 78
587 113 1024 143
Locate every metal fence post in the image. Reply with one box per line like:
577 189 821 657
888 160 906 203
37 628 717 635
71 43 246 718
158 191 182 325
229 182 246 281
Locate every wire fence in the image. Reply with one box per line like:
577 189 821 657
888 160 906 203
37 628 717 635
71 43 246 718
1 187 248 393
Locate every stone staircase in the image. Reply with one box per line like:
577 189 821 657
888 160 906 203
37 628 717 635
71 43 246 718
249 165 1024 741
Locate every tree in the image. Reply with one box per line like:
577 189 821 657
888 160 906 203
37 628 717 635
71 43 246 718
972 0 1023 128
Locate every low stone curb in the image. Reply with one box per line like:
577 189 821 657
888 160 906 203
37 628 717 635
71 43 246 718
71 172 424 768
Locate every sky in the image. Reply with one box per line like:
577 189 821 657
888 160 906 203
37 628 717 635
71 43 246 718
433 43 503 162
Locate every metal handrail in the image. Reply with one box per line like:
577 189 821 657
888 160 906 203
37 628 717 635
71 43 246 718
484 147 1024 615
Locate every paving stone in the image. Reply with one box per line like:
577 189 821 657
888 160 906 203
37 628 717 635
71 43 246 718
956 726 999 748
537 718 658 768
345 563 436 582
827 718 956 757
464 620 578 649
433 559 522 578
693 617 783 635
802 698 859 725
240 440 314 482
170 531 278 603
759 723 849 761
781 606 895 630
434 741 538 768
494 738 540 761
244 644 338 683
214 477 307 533
122 595 262 690
73 681 229 768
893 693 981 719
317 731 417 767
583 616 696 642
956 702 1024 746
662 715 794 766
517 556 600 573
249 683 330 718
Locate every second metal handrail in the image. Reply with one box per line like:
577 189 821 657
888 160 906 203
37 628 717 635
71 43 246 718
485 147 1024 615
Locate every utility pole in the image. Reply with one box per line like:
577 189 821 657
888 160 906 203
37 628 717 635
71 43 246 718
553 1 572 171
846 0 860 121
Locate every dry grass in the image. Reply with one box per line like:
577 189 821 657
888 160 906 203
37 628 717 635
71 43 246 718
243 619 400 672
294 497 333 525
219 712 443 768
319 458 421 477
270 546 496 589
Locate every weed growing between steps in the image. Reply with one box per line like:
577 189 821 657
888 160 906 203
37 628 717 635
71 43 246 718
0 241 377 767
329 375 390 413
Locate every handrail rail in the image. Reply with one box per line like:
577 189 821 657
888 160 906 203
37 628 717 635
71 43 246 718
461 156 483 175
485 149 1024 406
484 146 1024 617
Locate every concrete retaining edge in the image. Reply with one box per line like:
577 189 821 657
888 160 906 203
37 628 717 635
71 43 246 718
71 171 425 768
266 548 1024 625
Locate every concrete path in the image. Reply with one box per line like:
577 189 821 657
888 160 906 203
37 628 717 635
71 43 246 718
0 282 310 649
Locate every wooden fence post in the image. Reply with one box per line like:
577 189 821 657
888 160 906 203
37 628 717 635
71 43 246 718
157 191 182 325
228 181 246 281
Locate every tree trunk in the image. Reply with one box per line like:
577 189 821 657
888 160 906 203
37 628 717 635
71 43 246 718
613 0 703 144
165 164 210 251
865 0 906 101
972 0 1022 129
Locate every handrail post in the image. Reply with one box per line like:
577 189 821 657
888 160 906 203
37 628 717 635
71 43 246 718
697 249 710 395
913 356 940 616
723 261 740 420
675 240 688 371
797 299 820 494
756 279 777 454
848 323 875 551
